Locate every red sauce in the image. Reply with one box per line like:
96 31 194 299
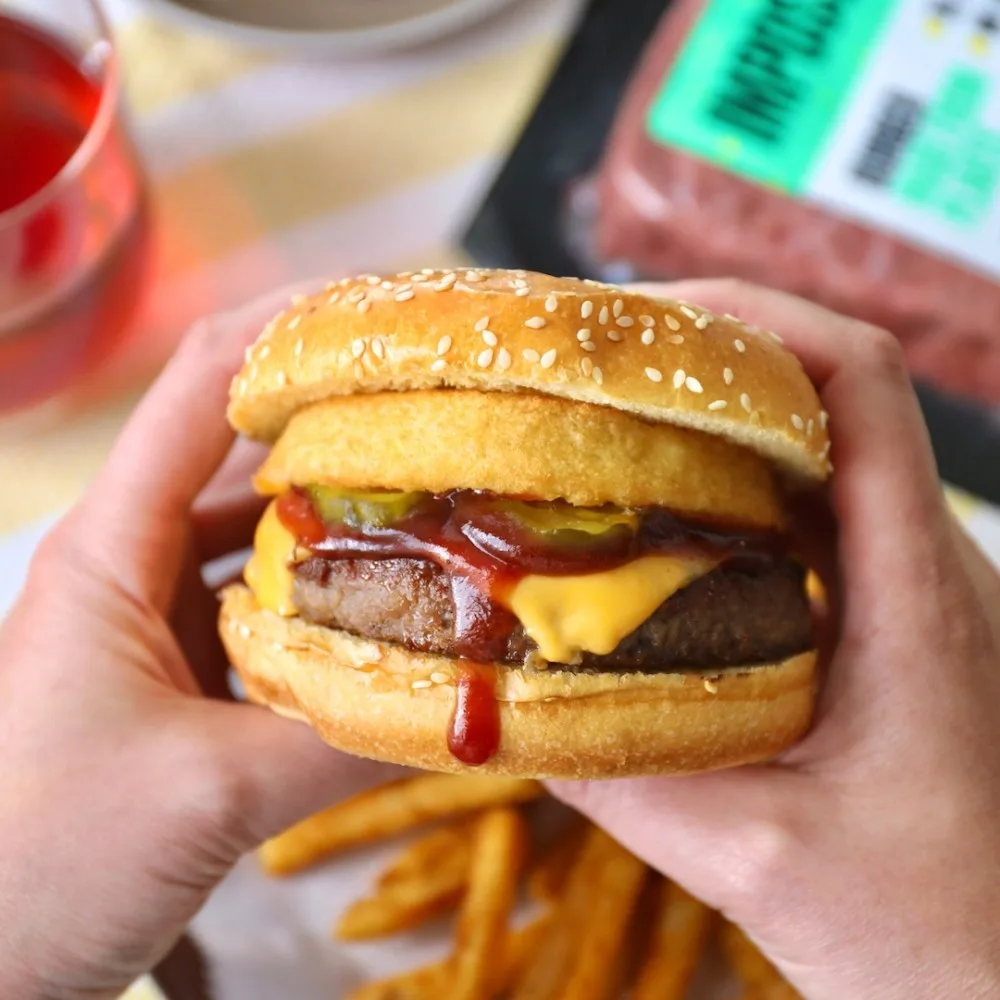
447 662 501 766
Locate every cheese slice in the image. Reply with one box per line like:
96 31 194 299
245 500 298 616
507 555 718 664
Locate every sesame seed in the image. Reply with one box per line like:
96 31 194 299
436 336 452 356
291 294 307 306
768 329 784 344
641 330 655 345
704 678 719 694
606 330 623 342
421 268 436 275
581 300 594 320
646 367 664 383
821 441 832 460
639 315 656 328
694 314 711 330
293 339 303 357
708 400 728 411
580 357 594 377
482 330 498 347
248 363 258 382
734 338 746 353
592 366 604 385
740 393 752 413
275 371 287 388
465 271 483 282
259 344 272 359
497 347 512 370
371 337 385 360
807 418 814 436
477 348 494 368
525 316 547 329
598 305 610 325
664 314 681 331
685 376 704 393
395 290 415 302
820 410 829 429
577 329 592 342
433 279 454 292
238 623 251 639
430 672 450 684
244 346 254 364
272 641 284 652
357 299 371 314
545 294 559 313
513 278 528 287
672 369 686 389
237 378 248 395
613 298 624 318
411 679 432 690
515 287 530 297
328 292 340 304
351 338 365 359
667 334 685 345
724 313 740 322
288 315 301 331
475 316 490 332
723 367 734 385
431 359 447 373
581 341 597 352
366 275 380 286
680 305 698 320
382 279 396 289
523 349 540 363
540 349 557 369
616 316 635 328
347 288 365 303
791 414 805 430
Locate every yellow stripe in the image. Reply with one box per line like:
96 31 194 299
151 36 562 279
118 17 274 115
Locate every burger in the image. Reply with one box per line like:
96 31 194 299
219 269 830 778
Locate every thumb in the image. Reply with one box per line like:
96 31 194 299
549 767 817 921
178 699 408 847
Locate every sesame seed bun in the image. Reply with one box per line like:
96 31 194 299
228 269 831 482
253 390 787 528
220 584 816 779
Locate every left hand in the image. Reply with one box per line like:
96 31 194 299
0 290 397 1000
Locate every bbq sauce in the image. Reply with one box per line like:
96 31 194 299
447 662 501 766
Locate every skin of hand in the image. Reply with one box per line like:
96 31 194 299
552 281 1000 1000
0 288 401 1000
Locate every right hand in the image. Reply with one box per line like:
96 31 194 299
553 280 1000 1000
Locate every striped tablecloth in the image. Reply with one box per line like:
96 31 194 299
0 0 582 539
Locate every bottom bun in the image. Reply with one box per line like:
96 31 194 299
219 585 817 779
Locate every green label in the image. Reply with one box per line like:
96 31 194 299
647 0 897 192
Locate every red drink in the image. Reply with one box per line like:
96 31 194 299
0 10 146 413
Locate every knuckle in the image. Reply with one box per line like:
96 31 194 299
855 324 907 379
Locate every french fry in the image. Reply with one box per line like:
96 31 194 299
345 916 550 1000
259 775 542 876
377 822 474 886
511 825 646 1000
526 818 587 904
632 879 713 1000
556 833 648 1000
335 844 471 940
451 807 527 1000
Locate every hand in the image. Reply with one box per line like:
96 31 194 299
552 281 1000 1000
0 290 398 1000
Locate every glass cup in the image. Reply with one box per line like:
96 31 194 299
0 0 147 414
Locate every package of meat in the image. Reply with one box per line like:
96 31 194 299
594 0 1000 405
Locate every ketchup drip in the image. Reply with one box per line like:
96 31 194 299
447 662 501 766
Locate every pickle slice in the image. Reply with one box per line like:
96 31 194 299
491 499 638 538
307 486 426 530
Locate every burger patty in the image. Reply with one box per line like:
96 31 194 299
291 556 813 671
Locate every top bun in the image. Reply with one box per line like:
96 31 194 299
228 269 830 482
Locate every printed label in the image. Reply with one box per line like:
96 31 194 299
648 0 1000 282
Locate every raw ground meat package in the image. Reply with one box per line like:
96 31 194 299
465 0 1000 411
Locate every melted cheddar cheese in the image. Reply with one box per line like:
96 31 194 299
506 555 717 664
244 500 298 616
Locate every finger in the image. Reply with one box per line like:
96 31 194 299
81 282 323 611
549 770 817 926
634 280 950 621
191 439 271 563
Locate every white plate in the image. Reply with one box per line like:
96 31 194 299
136 0 522 55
